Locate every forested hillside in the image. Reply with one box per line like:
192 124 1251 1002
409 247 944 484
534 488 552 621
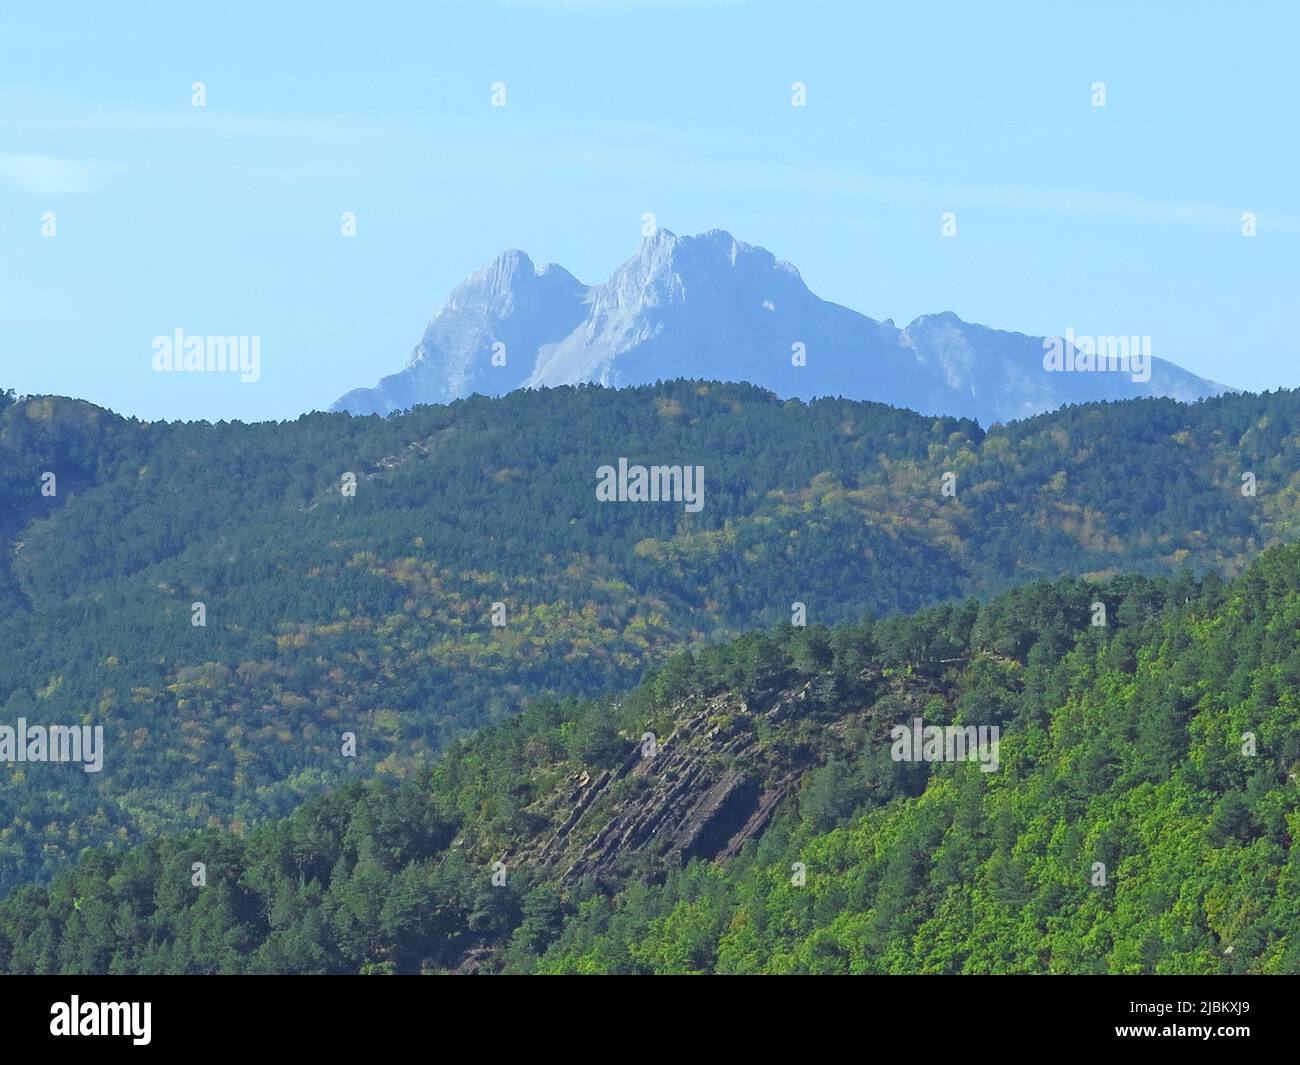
3 381 1300 890
4 542 1300 974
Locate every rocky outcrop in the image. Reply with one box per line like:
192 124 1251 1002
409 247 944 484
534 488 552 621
513 685 826 885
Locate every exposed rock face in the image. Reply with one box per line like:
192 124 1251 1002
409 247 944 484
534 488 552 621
482 654 961 902
513 684 830 885
333 250 589 415
332 228 1231 426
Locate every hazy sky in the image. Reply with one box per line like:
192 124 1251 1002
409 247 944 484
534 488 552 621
1 0 1296 422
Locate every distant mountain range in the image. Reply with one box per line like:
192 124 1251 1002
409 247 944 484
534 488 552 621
332 228 1230 424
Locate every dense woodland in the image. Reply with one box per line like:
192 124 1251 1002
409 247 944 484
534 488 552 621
2 381 1300 895
3 541 1299 973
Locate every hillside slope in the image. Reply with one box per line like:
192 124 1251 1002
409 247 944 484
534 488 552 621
4 544 1299 974
2 381 1299 891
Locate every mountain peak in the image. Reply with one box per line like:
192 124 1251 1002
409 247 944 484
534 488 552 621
642 225 679 244
642 227 753 262
332 229 1231 424
454 248 535 298
538 261 580 284
629 228 774 271
689 227 743 252
908 310 966 328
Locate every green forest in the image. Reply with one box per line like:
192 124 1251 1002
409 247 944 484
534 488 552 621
2 380 1300 906
3 538 1299 973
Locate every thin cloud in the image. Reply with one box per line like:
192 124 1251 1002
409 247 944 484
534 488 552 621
0 97 395 144
535 145 1294 231
0 153 98 194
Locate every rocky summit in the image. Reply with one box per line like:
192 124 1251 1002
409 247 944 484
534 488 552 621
332 228 1229 425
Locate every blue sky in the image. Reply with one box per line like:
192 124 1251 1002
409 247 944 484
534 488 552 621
1 0 1296 422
